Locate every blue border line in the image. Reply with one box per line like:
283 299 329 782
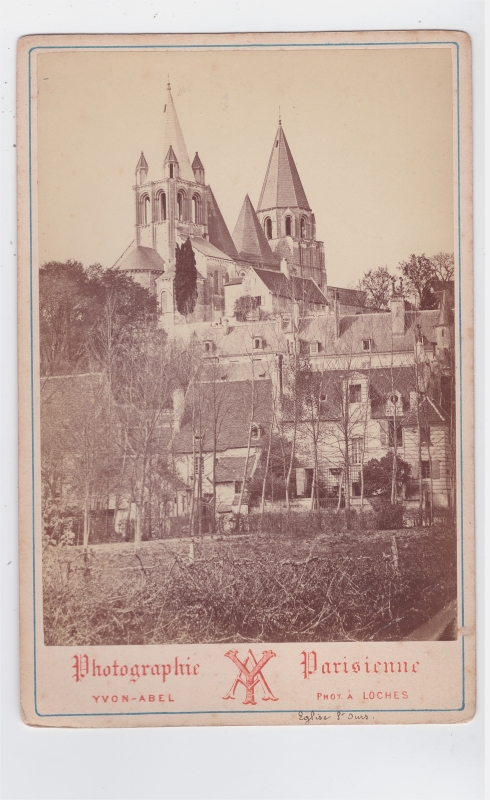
28 39 465 719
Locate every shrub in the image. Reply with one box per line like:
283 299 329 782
372 499 404 530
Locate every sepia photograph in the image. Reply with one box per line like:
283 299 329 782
17 30 474 728
36 43 459 648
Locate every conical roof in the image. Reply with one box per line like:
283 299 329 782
206 186 239 260
257 122 310 212
162 82 194 181
192 151 204 171
232 195 278 267
135 151 148 171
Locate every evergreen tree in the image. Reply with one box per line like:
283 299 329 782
174 239 198 316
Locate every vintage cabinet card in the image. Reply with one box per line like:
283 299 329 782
18 30 475 727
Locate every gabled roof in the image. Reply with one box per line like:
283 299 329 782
192 151 204 171
232 195 278 268
206 186 240 260
117 246 166 273
162 83 194 181
253 268 327 305
173 379 273 454
135 151 148 172
401 396 449 427
257 123 310 212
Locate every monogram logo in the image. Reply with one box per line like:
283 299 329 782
223 649 278 705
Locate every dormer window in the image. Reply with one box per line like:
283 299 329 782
253 337 263 351
251 424 262 439
362 338 372 351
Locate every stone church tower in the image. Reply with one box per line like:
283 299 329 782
256 120 326 290
115 82 240 325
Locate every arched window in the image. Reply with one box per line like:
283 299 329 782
285 216 292 237
177 191 185 221
192 194 202 224
140 195 150 225
265 217 272 240
159 192 166 221
160 291 168 312
300 216 307 239
169 163 174 179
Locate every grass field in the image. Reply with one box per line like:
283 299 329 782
42 520 457 646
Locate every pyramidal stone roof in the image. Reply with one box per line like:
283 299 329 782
232 194 278 268
162 83 194 181
206 186 239 260
258 122 311 212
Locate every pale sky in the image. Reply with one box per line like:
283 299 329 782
36 46 455 288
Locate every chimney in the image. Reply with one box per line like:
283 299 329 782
172 386 185 434
390 277 405 337
334 290 340 339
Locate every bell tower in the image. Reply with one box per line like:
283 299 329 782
256 118 326 290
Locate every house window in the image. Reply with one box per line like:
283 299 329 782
362 338 371 351
160 192 167 220
349 384 362 403
224 272 229 284
160 291 168 312
350 438 363 465
213 272 219 294
255 296 262 306
420 426 431 445
352 481 361 497
309 341 319 355
421 460 431 479
253 338 263 350
285 216 292 236
265 218 273 240
388 419 403 448
251 424 261 439
203 341 212 353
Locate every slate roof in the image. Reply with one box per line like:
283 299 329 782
188 236 234 262
327 286 366 308
206 186 240 261
117 246 166 273
257 123 310 212
214 456 257 483
400 396 449 427
173 379 273 454
253 268 327 305
337 309 440 354
232 195 278 268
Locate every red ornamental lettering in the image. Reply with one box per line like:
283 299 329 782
223 649 278 705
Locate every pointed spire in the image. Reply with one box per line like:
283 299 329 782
192 152 204 171
135 151 148 184
257 123 310 212
162 83 194 181
232 195 278 267
206 186 239 260
164 145 178 164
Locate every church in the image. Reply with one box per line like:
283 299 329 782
114 82 328 327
